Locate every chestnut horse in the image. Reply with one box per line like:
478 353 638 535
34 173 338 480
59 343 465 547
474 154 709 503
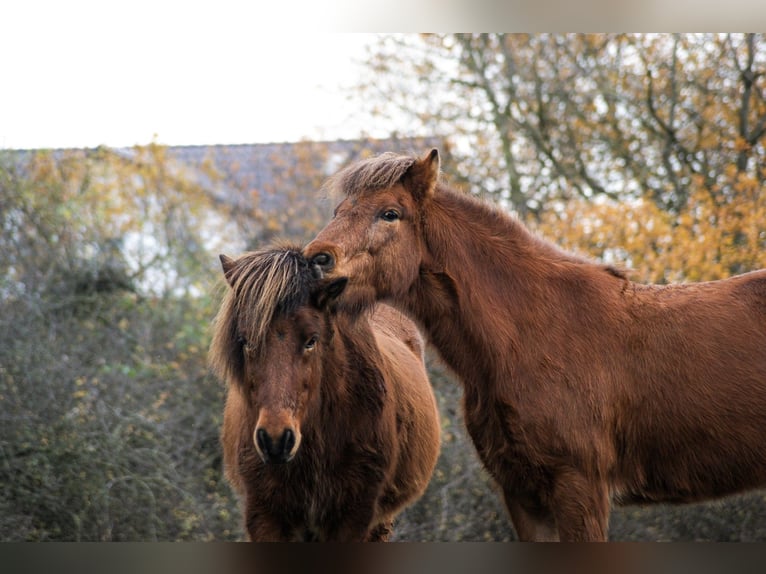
305 149 766 541
209 244 440 541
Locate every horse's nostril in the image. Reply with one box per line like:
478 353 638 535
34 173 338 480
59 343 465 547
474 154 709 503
256 428 271 456
282 428 295 455
312 252 334 270
256 428 296 463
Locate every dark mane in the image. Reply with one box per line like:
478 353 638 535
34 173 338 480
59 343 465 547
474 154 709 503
323 152 419 198
210 244 315 384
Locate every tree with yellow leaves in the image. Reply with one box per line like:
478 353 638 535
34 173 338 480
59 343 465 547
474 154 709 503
0 146 240 540
357 34 766 281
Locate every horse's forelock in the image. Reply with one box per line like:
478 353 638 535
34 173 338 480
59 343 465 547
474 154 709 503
324 152 417 198
226 245 314 355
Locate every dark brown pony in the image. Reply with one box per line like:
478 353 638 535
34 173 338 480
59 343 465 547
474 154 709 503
209 244 440 541
304 149 766 541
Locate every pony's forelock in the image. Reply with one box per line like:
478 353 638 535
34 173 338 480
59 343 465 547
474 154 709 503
210 244 314 382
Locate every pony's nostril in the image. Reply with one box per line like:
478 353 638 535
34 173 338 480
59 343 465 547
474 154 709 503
282 428 296 455
256 428 296 463
312 252 334 271
256 428 271 456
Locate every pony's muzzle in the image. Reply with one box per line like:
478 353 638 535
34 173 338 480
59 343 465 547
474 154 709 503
254 427 297 464
310 251 334 273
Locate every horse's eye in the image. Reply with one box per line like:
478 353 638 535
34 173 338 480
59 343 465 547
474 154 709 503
380 209 400 222
237 335 247 347
304 334 319 351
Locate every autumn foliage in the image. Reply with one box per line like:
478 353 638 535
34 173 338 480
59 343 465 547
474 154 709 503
537 177 766 284
360 34 766 283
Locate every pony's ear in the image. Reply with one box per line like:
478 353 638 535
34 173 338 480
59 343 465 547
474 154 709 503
403 148 440 202
219 254 237 287
313 277 348 310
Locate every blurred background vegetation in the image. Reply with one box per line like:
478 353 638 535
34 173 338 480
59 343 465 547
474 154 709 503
2 33 766 541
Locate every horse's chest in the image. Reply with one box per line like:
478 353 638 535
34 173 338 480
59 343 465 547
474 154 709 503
264 453 379 540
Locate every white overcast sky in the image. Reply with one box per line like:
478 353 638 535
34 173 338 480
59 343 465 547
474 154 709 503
0 2 382 149
3 1 763 150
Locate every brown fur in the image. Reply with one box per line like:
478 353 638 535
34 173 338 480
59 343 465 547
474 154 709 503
305 149 766 541
209 244 440 541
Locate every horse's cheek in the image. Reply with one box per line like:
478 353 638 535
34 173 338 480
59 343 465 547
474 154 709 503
367 220 396 255
371 223 417 288
300 358 320 406
392 227 421 288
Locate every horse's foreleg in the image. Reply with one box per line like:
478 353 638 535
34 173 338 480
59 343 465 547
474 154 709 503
550 471 610 542
504 494 559 542
244 497 287 541
331 498 379 542
366 520 393 541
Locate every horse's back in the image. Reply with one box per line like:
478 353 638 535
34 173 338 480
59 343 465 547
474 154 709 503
627 268 766 359
369 303 437 432
732 268 766 314
370 304 426 360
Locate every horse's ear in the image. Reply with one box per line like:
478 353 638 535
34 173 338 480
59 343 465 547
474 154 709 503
219 254 237 287
403 148 440 202
313 277 348 310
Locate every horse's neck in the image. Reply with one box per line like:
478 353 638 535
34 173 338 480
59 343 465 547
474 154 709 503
422 190 552 301
317 321 351 403
412 191 559 378
426 189 565 271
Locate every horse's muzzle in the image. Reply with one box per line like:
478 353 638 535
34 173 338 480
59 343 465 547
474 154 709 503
310 252 334 274
255 427 296 464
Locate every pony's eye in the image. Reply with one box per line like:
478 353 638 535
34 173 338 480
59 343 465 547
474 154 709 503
304 334 319 351
380 209 400 222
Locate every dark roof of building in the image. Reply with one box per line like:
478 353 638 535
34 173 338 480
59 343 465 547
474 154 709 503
166 136 445 209
7 135 447 214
